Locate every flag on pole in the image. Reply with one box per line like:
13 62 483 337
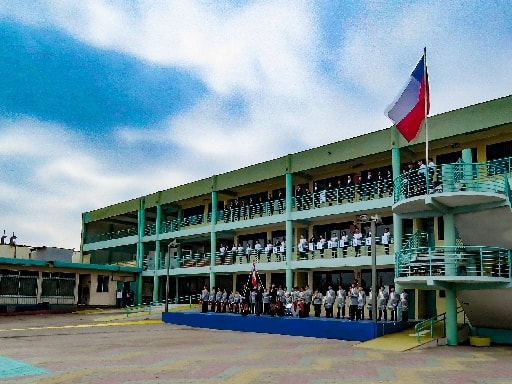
386 54 430 142
251 262 257 287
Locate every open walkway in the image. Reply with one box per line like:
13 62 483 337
0 309 511 383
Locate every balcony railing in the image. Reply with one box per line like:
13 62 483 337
395 245 511 279
393 160 511 204
147 240 395 270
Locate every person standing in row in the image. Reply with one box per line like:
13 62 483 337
357 286 366 320
313 289 323 317
200 285 209 313
209 287 216 312
324 286 335 318
400 290 409 322
377 286 389 321
389 287 400 321
348 282 359 321
336 285 346 319
303 284 312 317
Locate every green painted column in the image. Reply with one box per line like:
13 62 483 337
210 190 218 291
153 204 162 303
445 285 458 346
444 213 458 345
285 171 293 290
136 198 145 305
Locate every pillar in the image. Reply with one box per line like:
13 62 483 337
285 171 293 290
136 198 145 305
210 190 218 290
153 204 162 303
444 213 458 346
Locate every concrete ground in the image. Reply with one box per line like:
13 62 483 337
1 307 512 384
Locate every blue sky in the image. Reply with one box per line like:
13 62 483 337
0 1 510 249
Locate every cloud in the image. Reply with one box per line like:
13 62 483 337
0 0 510 251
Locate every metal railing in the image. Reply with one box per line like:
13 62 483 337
396 245 511 279
394 160 510 204
415 306 466 343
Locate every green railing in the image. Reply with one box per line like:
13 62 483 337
394 160 510 204
396 245 511 279
415 306 466 343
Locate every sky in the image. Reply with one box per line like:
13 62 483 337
0 1 511 250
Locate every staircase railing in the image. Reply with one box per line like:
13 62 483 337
415 306 466 343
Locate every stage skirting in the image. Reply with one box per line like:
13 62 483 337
161 311 410 342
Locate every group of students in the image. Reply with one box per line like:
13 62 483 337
314 283 409 322
298 228 391 259
200 284 314 318
200 282 409 322
217 227 392 266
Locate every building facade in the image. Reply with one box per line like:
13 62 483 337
81 95 512 344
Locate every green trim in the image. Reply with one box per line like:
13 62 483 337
0 257 141 272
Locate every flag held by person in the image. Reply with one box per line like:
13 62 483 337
251 262 257 288
386 54 430 142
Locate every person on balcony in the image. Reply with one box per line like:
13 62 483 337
340 231 349 257
237 243 244 264
295 184 304 211
345 175 355 203
219 244 227 265
265 240 273 262
353 228 362 257
231 244 237 264
365 232 372 257
245 242 252 263
382 228 391 255
317 235 326 258
330 232 338 258
298 234 307 260
254 240 262 262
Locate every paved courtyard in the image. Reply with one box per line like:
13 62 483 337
1 308 512 383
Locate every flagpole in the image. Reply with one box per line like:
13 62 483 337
424 46 429 165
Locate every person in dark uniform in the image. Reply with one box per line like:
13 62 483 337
200 286 209 313
269 283 277 317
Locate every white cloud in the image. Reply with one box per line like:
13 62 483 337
0 0 510 251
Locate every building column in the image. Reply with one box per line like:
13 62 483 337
210 189 218 290
153 204 162 303
444 212 458 346
37 271 43 303
285 171 293 290
136 198 145 305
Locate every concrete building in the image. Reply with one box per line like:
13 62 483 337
81 95 512 344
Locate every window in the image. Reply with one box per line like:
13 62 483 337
96 275 109 292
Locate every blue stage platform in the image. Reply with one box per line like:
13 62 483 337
162 311 411 342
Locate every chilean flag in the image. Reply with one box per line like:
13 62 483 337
386 54 430 142
251 262 257 288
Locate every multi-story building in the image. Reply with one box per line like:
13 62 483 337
81 95 512 345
